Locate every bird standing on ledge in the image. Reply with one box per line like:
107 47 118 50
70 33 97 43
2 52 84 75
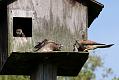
73 34 114 52
73 40 114 52
33 39 63 52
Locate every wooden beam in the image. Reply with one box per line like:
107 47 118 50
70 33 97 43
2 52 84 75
30 63 57 80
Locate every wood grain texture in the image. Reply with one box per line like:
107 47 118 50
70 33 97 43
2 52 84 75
30 64 57 80
7 0 88 52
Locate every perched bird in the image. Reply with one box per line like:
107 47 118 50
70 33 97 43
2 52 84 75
15 29 25 37
73 40 114 52
13 29 27 52
73 33 114 52
33 39 63 52
38 42 63 52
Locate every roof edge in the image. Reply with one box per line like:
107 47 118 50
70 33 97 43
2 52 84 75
87 0 104 27
90 0 104 8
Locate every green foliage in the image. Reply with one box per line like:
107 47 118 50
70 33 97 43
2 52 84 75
112 77 119 80
74 55 103 80
0 75 30 80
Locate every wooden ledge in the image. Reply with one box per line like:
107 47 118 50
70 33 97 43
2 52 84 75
0 52 89 76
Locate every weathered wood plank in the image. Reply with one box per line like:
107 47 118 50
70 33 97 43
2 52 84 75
30 64 57 80
7 0 87 52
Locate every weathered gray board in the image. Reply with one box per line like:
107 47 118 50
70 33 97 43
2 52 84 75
7 0 88 53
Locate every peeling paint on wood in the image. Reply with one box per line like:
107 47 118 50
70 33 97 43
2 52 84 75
7 0 88 53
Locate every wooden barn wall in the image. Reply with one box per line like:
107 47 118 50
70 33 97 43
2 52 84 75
7 0 87 53
0 4 8 70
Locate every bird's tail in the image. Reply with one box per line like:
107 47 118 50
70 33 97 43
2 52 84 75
96 44 114 48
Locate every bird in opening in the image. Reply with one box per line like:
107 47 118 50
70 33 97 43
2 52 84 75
33 39 63 52
73 34 114 52
15 29 25 37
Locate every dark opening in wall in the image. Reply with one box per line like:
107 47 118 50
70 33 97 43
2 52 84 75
13 17 32 37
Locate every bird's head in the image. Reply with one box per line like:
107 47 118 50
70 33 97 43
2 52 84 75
57 44 63 50
73 40 79 48
82 32 87 41
16 29 23 35
73 40 86 52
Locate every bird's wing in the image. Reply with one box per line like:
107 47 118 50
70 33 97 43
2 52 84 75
34 42 42 48
79 40 106 45
96 44 114 48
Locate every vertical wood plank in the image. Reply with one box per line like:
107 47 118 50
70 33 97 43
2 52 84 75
30 64 57 80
